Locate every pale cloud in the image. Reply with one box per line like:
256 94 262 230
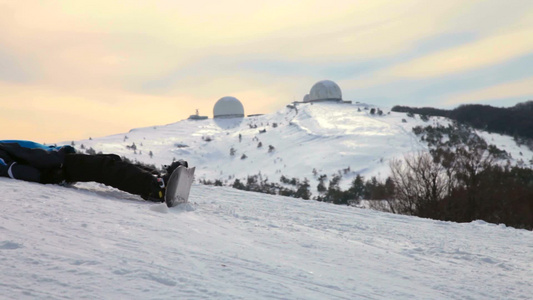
386 27 533 79
445 76 533 105
201 0 463 61
339 5 533 98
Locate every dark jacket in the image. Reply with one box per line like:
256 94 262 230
0 140 75 183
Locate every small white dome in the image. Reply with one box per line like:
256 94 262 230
308 80 342 102
213 96 245 118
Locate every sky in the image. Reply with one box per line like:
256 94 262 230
0 0 532 143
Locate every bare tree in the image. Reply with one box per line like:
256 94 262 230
389 152 452 217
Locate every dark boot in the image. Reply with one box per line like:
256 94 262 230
144 177 166 202
162 159 188 185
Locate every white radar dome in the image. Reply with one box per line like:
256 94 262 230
213 96 245 118
307 80 342 102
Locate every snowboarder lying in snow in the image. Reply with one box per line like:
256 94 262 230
0 140 187 202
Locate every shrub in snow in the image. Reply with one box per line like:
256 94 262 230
126 143 137 151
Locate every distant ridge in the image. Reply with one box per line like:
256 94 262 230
392 101 533 140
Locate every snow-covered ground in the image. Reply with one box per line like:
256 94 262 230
2 179 532 299
2 102 532 299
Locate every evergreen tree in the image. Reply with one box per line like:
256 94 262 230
295 178 311 200
348 175 365 200
317 175 327 193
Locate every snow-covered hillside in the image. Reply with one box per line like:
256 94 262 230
69 102 533 192
1 178 532 299
2 102 532 299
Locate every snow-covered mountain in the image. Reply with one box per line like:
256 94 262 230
75 101 533 191
2 102 532 299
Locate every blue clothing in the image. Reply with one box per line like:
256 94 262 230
0 140 75 182
0 140 70 151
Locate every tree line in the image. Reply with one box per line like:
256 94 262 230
380 123 532 230
392 100 533 142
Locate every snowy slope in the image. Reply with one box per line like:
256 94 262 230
1 178 532 299
73 102 533 193
73 103 419 185
66 103 533 193
2 102 533 299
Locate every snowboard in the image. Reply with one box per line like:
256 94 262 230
165 166 195 207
